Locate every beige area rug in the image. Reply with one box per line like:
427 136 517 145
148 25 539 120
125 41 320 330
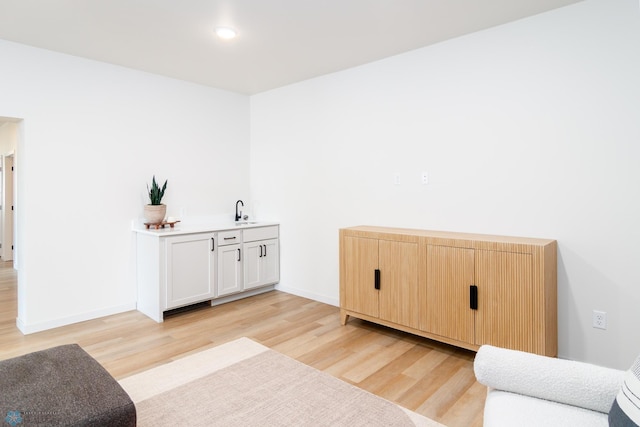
119 337 445 427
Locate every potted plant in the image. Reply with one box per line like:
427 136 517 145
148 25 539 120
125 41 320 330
143 175 168 224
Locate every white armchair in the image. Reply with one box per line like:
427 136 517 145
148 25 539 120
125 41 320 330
473 345 627 427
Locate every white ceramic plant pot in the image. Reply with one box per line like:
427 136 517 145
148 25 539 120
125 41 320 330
144 204 166 224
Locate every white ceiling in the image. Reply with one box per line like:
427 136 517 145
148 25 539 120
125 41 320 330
0 0 582 95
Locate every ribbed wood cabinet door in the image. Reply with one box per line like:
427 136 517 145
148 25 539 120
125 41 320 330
423 245 475 344
343 236 379 317
378 240 419 329
475 250 536 352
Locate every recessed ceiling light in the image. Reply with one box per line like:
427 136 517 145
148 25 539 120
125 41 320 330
215 27 237 40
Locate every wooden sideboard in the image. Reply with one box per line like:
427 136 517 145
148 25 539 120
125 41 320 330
339 226 557 356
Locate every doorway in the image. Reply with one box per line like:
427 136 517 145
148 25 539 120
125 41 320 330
2 154 13 261
0 118 19 333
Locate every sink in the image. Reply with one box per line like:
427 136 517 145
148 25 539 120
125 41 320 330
235 221 258 226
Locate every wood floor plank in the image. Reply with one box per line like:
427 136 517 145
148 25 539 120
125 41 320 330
440 380 487 427
399 355 470 410
358 344 432 396
403 346 455 379
417 365 478 419
0 261 485 426
342 339 416 383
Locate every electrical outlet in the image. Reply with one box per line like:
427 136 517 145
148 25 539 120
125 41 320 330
593 310 607 330
421 171 429 185
394 173 401 185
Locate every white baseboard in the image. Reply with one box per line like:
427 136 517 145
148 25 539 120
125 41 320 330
16 302 137 335
275 284 338 307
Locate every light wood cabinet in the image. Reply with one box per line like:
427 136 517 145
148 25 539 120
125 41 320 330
340 226 557 356
474 250 536 352
423 244 475 344
342 235 379 318
342 235 420 329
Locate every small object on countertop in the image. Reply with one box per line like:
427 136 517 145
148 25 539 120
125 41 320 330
144 220 181 230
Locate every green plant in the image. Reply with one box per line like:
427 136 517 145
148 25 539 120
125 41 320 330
147 176 167 205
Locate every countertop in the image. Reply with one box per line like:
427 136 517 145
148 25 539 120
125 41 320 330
133 219 279 237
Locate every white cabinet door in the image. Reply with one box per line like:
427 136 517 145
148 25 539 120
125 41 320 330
261 239 279 285
243 238 279 290
217 243 242 296
243 241 262 290
165 233 215 309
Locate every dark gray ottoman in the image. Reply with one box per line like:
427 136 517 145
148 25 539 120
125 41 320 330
0 344 136 426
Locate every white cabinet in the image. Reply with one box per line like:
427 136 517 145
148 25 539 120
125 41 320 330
217 230 243 297
136 231 216 322
136 223 280 322
243 226 279 290
165 233 216 309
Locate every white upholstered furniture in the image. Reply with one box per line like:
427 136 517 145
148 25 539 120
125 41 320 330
474 345 627 427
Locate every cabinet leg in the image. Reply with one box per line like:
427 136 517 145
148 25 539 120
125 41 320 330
340 309 349 326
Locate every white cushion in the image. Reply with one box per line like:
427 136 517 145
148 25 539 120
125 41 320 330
484 390 609 427
474 345 624 413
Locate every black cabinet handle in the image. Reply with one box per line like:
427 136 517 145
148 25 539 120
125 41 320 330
263 244 267 257
237 248 241 262
259 245 263 257
374 269 381 290
224 236 237 240
470 285 478 310
211 238 215 252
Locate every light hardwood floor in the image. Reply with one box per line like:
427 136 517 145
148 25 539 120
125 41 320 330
0 261 485 426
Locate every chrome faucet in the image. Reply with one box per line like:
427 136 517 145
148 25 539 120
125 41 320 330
235 200 244 221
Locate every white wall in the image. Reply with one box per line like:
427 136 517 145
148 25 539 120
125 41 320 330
0 40 250 333
251 0 640 369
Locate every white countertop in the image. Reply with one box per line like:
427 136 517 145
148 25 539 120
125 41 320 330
133 219 279 237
